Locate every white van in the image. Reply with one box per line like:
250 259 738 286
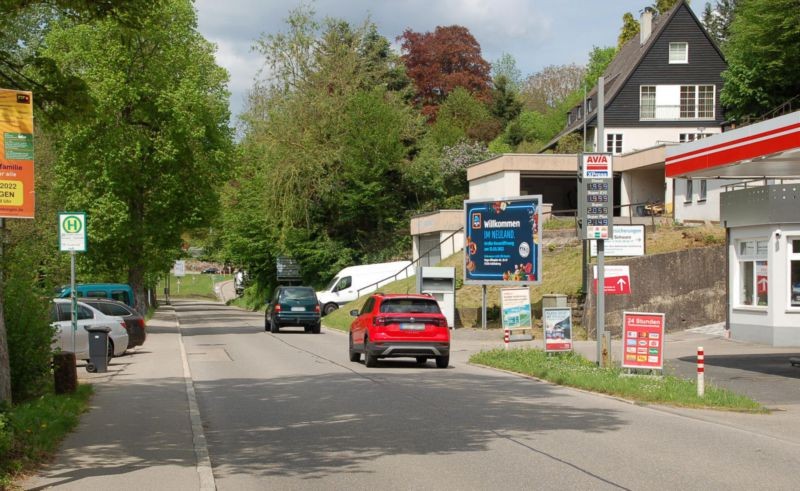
318 261 413 315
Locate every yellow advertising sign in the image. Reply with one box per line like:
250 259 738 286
0 89 34 218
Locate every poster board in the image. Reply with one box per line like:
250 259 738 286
464 196 542 285
622 312 665 370
500 287 533 341
543 308 573 352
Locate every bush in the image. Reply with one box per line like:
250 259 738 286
5 253 56 402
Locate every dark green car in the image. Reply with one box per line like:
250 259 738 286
265 286 322 334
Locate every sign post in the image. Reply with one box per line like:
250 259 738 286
174 260 185 294
59 212 86 353
578 153 613 366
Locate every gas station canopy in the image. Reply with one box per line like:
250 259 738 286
666 111 800 179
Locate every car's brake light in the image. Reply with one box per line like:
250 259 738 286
275 304 281 312
120 321 128 331
374 316 387 327
314 304 320 313
138 319 145 329
435 318 448 328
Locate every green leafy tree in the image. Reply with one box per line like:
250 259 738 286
618 12 640 48
585 46 617 88
491 75 523 126
228 11 421 293
43 0 233 310
0 0 161 408
721 0 800 119
429 87 499 147
491 53 523 91
702 0 737 47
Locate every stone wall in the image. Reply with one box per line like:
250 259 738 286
585 245 725 337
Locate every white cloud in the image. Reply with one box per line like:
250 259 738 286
195 0 679 117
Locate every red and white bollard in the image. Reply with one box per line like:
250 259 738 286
697 346 705 397
504 329 510 350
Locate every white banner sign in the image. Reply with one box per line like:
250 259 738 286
174 260 186 277
591 225 645 257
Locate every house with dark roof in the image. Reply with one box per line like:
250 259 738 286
544 1 729 222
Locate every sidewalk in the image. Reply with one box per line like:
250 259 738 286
20 307 202 491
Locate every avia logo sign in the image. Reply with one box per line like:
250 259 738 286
582 153 613 178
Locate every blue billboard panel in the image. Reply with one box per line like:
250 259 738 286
464 196 543 285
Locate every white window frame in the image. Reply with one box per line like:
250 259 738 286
640 85 715 120
606 133 623 155
790 237 800 309
736 239 769 308
669 42 688 63
685 179 693 203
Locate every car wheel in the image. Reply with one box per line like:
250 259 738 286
270 318 279 334
264 315 269 332
323 303 338 316
415 356 428 365
435 355 449 369
107 339 114 360
86 363 96 373
348 335 360 362
312 322 321 334
363 336 378 367
304 326 311 333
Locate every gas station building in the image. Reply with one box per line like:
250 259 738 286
666 111 800 346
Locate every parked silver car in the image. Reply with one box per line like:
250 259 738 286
51 298 129 360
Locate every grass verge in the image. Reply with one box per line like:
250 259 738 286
156 273 231 299
470 348 766 412
1 384 93 486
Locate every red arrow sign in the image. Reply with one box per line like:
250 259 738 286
592 265 632 295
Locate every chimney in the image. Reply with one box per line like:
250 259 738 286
640 7 655 44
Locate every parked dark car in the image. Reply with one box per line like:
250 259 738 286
201 267 220 274
80 298 146 349
265 286 321 334
349 293 450 368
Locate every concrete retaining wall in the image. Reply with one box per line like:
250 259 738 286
586 245 725 337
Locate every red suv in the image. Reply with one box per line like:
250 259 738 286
349 293 450 368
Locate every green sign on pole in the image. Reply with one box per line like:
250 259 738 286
59 212 86 252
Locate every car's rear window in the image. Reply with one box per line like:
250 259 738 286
380 298 441 314
91 302 133 317
280 288 316 301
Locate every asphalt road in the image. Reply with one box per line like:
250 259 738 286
175 300 800 490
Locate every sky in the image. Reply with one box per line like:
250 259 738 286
194 1 700 120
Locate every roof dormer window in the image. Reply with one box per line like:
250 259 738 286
669 42 688 64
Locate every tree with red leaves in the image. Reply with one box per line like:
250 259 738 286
398 25 491 119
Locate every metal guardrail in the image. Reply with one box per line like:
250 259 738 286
722 178 792 193
355 227 465 298
550 201 673 232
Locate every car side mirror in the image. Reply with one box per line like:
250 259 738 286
349 310 359 317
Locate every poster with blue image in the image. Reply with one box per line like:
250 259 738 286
464 196 542 285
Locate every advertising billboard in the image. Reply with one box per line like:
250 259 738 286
621 312 665 370
464 196 542 285
543 307 573 352
0 89 34 218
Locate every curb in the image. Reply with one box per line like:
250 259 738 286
174 307 217 490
